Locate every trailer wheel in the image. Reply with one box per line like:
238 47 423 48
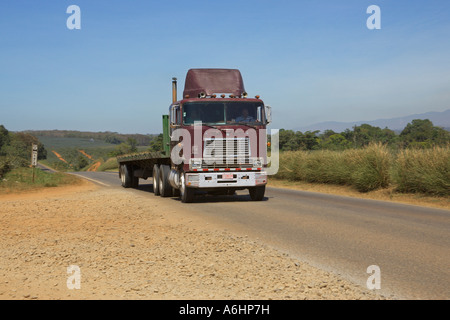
152 164 160 196
180 173 194 203
249 186 265 201
120 164 132 188
159 165 173 197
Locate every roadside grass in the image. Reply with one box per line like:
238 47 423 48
274 143 449 197
394 146 450 196
97 157 119 172
0 167 80 194
276 143 391 192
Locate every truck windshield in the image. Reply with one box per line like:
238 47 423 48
183 102 265 125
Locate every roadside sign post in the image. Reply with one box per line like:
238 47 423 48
31 144 38 183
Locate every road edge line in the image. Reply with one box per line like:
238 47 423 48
69 173 111 187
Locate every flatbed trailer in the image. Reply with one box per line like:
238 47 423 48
117 115 171 189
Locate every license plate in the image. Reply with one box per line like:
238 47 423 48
222 173 234 180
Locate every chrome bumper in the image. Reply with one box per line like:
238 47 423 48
185 171 267 188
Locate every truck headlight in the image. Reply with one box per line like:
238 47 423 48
190 159 202 169
253 158 262 168
187 174 199 182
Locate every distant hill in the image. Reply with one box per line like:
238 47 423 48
294 109 450 133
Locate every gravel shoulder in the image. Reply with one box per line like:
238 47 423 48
0 183 388 300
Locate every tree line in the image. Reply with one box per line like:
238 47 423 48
109 134 164 157
1 119 448 178
277 119 449 151
24 130 157 146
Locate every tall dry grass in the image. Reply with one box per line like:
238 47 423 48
275 143 449 195
394 146 450 196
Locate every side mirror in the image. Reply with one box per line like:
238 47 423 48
265 106 272 124
170 105 180 128
257 106 262 123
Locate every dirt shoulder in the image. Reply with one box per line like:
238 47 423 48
0 177 98 201
0 184 388 300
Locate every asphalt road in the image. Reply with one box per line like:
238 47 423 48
72 171 450 300
36 162 57 173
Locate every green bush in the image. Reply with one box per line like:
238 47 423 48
0 156 10 179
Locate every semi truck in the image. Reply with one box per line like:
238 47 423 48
117 68 272 203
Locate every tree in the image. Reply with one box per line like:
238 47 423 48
380 127 397 145
105 136 123 145
1 134 29 168
279 129 297 151
400 119 433 143
433 126 450 146
14 132 47 160
321 129 337 140
321 133 352 150
299 131 320 150
108 143 132 157
126 138 138 153
75 155 89 171
0 125 10 155
108 138 138 157
400 119 450 148
350 124 397 148
149 134 163 152
0 127 49 177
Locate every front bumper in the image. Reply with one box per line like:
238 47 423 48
185 171 267 188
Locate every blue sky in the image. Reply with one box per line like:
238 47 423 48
1 0 449 134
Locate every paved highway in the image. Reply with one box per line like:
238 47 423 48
72 171 450 299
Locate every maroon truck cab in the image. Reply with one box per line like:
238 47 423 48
166 69 272 202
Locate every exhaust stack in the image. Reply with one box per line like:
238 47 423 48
172 77 177 103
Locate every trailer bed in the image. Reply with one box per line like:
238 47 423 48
117 151 170 179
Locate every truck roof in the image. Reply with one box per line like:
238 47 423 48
183 69 246 98
176 97 263 105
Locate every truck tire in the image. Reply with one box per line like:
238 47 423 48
132 175 139 188
180 173 194 203
152 164 160 196
249 186 265 201
159 164 173 197
172 187 180 197
120 164 132 188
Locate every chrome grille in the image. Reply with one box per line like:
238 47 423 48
203 138 251 168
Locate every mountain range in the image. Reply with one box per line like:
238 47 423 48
294 109 450 133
